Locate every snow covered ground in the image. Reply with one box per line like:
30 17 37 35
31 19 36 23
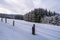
0 18 60 40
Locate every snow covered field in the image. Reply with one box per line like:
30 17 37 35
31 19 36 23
0 18 60 40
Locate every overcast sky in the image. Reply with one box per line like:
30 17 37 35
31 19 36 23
0 0 60 15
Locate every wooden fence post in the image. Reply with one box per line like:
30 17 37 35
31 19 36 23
13 20 15 26
32 24 35 35
1 18 3 22
5 18 7 23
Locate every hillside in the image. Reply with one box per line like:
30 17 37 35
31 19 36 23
0 18 60 40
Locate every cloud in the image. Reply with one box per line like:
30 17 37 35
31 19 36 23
0 0 60 15
2 0 34 15
33 0 60 13
0 6 13 14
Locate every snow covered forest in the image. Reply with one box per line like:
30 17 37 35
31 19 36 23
24 8 60 26
0 8 60 26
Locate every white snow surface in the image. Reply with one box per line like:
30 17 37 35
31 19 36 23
0 18 60 40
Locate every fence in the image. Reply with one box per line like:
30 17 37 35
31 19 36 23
0 18 36 35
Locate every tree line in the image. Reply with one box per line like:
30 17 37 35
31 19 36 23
0 13 24 20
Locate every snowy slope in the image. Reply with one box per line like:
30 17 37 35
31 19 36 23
0 18 60 40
